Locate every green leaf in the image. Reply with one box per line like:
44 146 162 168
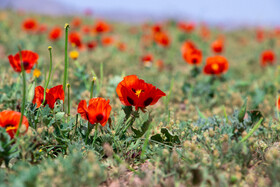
55 112 65 121
122 105 132 119
131 119 151 138
150 128 180 145
238 98 247 122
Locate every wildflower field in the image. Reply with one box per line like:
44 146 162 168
1 10 280 186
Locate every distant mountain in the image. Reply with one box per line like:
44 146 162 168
0 0 79 15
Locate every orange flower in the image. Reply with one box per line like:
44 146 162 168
277 96 280 110
182 49 203 65
117 42 126 52
200 23 210 40
116 75 166 110
153 31 170 47
203 56 229 75
37 24 48 33
93 20 111 34
77 98 112 126
69 32 82 48
181 41 196 54
181 41 202 65
32 85 64 109
211 39 224 53
22 18 38 31
177 22 195 33
156 59 164 71
49 27 62 41
101 36 114 46
260 50 275 66
82 25 91 34
152 24 162 33
141 54 153 67
71 17 82 28
0 110 29 139
8 50 39 73
256 28 264 42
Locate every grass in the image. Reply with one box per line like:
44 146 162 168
0 10 280 186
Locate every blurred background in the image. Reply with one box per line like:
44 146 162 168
1 0 280 26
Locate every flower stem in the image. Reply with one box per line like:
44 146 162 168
85 122 93 144
67 83 71 117
15 49 26 138
92 125 98 146
119 113 137 137
89 77 96 99
240 118 263 143
63 24 70 93
42 46 53 106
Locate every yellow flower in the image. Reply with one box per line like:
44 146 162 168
33 68 41 78
70 50 79 60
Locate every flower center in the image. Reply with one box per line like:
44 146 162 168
23 61 29 68
96 114 104 122
135 89 142 97
5 124 16 132
211 63 219 71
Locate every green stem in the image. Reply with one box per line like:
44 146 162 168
89 77 96 99
63 24 70 93
119 114 136 137
67 83 71 117
15 49 26 138
223 105 228 123
42 46 53 106
240 118 263 143
165 77 174 110
92 125 98 146
85 122 92 144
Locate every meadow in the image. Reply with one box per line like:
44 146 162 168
1 10 280 186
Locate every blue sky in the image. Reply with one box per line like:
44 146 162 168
55 0 280 25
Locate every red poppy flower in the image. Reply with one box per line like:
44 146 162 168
141 54 153 67
82 25 91 34
37 24 48 34
69 32 82 48
93 20 111 34
182 49 203 65
8 50 39 73
181 41 202 65
87 41 98 50
177 22 195 33
152 24 162 33
153 31 170 47
200 23 210 40
0 110 29 139
256 28 264 42
181 41 196 54
261 50 275 66
49 27 62 41
71 17 82 28
77 97 111 126
117 42 126 52
275 27 280 37
211 39 224 53
277 96 280 110
22 18 38 31
32 85 64 109
101 36 114 46
156 59 164 71
116 75 166 110
203 56 229 75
